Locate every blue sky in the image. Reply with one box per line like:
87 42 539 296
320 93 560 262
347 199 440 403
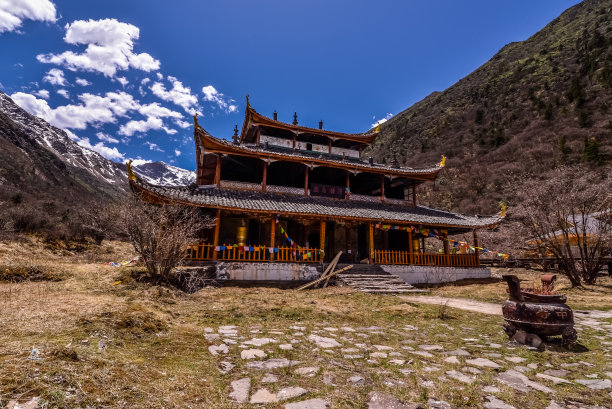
0 0 581 170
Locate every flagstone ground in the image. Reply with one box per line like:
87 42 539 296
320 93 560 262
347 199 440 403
0 239 611 408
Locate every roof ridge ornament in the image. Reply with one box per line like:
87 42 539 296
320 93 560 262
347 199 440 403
126 159 138 182
438 155 447 168
499 201 508 218
293 112 298 125
232 125 239 144
246 94 250 109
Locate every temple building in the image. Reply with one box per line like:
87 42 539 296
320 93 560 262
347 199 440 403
128 97 503 283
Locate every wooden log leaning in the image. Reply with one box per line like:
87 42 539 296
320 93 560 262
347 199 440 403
317 251 342 288
296 265 354 291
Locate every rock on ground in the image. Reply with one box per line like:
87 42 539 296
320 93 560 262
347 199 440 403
307 334 341 348
229 378 251 403
6 398 40 409
465 358 501 368
241 348 266 360
496 370 554 393
250 388 278 404
484 395 516 409
574 378 612 390
277 387 308 401
284 398 329 409
247 358 299 370
445 370 476 384
367 391 424 409
427 398 451 409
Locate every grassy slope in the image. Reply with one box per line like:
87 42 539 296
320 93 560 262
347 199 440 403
372 0 612 216
1 239 611 408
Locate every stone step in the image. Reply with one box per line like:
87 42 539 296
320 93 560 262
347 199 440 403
337 271 420 294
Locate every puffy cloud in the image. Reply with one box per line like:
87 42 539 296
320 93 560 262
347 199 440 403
75 77 91 86
138 102 182 119
11 90 138 130
56 89 69 99
11 91 52 119
144 141 163 152
0 0 57 33
174 118 191 128
141 77 150 85
116 76 129 87
33 89 50 99
128 158 151 166
42 68 66 86
96 131 119 144
151 76 198 113
174 149 181 156
36 18 160 77
202 85 237 113
371 113 393 129
119 116 176 137
76 136 125 161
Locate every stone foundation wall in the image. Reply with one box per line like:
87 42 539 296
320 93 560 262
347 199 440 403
216 262 321 281
380 265 491 285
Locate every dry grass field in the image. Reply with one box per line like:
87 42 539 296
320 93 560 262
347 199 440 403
1 237 611 408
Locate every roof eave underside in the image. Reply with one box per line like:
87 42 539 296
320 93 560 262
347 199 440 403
240 105 378 145
130 179 502 233
195 126 441 180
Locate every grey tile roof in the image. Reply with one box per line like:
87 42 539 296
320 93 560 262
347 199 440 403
134 179 501 230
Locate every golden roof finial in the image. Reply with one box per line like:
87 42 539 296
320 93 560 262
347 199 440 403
375 124 381 133
499 201 508 218
438 155 447 168
126 159 138 182
193 112 200 129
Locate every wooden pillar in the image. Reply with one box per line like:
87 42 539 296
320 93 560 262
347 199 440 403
328 139 332 155
345 226 351 261
421 237 425 254
292 133 296 151
212 210 221 260
319 220 326 259
346 172 350 193
270 215 275 261
262 162 268 192
256 127 261 146
380 176 385 202
369 223 374 263
408 228 414 265
304 166 309 196
473 229 480 266
214 154 222 186
443 231 449 255
412 183 417 206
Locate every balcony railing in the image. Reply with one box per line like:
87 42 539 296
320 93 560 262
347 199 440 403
186 244 321 263
372 250 479 267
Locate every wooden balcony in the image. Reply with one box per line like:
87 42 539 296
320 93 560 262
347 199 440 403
186 244 321 263
372 250 480 267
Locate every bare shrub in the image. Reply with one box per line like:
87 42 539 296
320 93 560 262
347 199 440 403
117 197 215 283
516 168 612 286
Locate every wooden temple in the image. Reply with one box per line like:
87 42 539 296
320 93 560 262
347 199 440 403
128 97 502 277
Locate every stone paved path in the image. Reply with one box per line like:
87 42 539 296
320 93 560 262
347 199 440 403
400 295 502 315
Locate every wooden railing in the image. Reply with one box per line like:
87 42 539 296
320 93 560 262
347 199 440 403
185 244 321 263
373 250 479 267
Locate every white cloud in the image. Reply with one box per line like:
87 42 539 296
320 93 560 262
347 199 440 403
174 118 190 128
138 102 182 119
75 77 91 86
151 76 198 113
119 116 177 137
33 89 50 99
128 158 152 166
202 85 237 113
156 72 163 80
0 0 57 33
137 86 146 96
141 77 150 85
77 137 125 161
116 76 129 87
11 90 138 130
43 68 67 86
371 113 393 129
144 141 163 152
56 89 69 99
36 18 160 77
96 131 119 144
10 91 51 117
174 149 181 156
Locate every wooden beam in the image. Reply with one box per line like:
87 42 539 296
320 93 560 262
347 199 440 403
256 127 261 146
270 215 275 261
296 264 353 291
369 223 374 263
262 162 268 192
318 251 342 288
214 154 221 186
212 210 221 260
320 220 326 259
380 175 385 202
473 229 480 266
328 139 332 155
304 166 309 196
408 228 414 265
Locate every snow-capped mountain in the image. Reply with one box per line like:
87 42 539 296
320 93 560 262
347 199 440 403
0 91 194 190
0 91 127 188
132 161 195 186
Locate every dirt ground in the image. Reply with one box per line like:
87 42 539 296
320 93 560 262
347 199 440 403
0 237 611 408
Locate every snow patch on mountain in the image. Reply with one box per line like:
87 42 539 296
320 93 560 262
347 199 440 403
132 161 195 186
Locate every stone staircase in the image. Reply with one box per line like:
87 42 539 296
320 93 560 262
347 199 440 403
334 264 424 294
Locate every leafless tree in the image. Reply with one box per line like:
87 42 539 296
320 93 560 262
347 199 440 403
117 197 215 282
517 168 611 286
